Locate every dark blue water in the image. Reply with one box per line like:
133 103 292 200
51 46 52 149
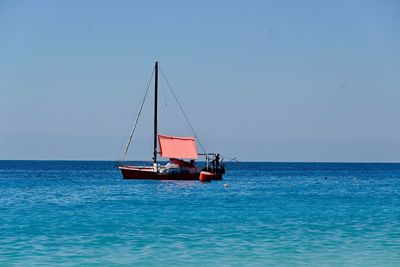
1 161 399 266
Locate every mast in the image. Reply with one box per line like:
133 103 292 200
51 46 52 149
153 61 158 164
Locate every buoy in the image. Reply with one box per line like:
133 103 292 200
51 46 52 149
224 183 229 188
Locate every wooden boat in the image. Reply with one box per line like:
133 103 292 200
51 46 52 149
118 62 225 180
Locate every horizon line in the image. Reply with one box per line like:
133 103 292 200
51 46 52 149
1 159 399 164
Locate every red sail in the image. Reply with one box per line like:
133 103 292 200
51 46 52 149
158 134 198 159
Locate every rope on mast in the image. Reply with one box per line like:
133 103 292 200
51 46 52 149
122 67 154 162
159 73 195 135
159 66 207 155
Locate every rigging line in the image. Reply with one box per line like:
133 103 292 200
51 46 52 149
159 71 174 128
159 71 193 133
165 103 193 132
159 66 207 154
160 71 168 109
122 67 155 162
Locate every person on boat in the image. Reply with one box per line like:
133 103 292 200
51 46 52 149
210 153 225 174
211 154 220 170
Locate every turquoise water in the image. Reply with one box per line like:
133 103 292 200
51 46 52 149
0 161 399 266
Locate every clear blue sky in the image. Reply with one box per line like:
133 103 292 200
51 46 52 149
1 0 399 162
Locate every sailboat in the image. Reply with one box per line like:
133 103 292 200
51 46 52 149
118 62 225 181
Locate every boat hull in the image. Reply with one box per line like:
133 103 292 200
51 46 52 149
119 166 203 180
199 171 222 182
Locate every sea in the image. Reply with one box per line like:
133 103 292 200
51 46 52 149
0 161 399 266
